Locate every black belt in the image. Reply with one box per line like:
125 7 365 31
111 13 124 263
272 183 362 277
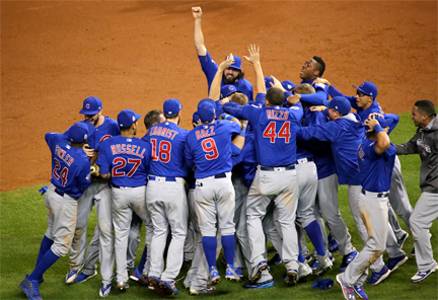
55 188 79 200
148 175 177 182
260 164 296 171
214 173 227 179
361 189 389 198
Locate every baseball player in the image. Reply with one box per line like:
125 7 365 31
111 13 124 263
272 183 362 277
324 79 412 244
396 100 438 283
130 109 165 284
65 96 119 289
192 6 253 101
144 99 189 296
96 109 151 293
224 73 304 287
336 115 397 300
185 100 245 285
20 123 91 300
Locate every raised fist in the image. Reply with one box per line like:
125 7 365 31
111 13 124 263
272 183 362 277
192 7 202 19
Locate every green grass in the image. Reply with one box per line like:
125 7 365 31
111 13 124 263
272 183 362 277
1 113 437 299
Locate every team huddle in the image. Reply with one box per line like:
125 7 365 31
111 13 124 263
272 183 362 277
19 6 438 300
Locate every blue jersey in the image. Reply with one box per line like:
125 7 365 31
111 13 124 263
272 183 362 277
146 121 189 177
185 120 241 179
45 133 91 199
198 51 253 100
297 114 364 185
97 136 150 187
359 139 396 192
84 117 120 150
224 102 303 167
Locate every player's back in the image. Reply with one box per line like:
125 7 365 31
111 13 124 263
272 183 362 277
45 133 91 199
147 121 189 177
186 120 240 179
98 135 150 187
252 105 299 167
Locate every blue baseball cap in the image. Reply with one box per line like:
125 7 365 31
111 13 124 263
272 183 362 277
64 122 89 144
80 96 103 115
264 76 274 90
353 81 378 101
163 98 182 118
192 111 201 126
221 85 238 98
197 98 216 109
282 80 296 92
197 102 216 123
117 109 141 128
229 55 242 71
328 96 351 116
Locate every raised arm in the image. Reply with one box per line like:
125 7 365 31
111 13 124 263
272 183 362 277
209 54 234 100
365 117 390 155
192 7 207 56
243 44 266 94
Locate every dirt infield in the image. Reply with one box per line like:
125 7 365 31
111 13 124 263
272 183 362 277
1 1 437 191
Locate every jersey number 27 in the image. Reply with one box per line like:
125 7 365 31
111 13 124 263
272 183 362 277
263 121 291 143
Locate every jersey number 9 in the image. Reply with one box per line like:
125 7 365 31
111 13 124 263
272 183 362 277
201 137 219 160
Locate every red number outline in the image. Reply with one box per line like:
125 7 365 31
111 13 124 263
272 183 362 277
112 157 142 178
53 159 69 186
201 138 219 160
150 138 172 163
262 121 291 144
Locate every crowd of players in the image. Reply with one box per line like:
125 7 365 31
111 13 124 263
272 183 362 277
19 6 437 300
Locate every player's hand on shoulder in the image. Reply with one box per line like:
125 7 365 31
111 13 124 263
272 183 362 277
243 44 261 64
192 7 202 19
83 144 96 159
313 77 331 86
364 117 379 132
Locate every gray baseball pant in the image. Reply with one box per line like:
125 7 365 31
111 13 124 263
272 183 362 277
410 192 438 272
389 156 412 227
146 177 188 281
317 174 355 255
342 192 390 286
112 185 147 283
247 167 299 272
296 160 318 228
44 184 78 257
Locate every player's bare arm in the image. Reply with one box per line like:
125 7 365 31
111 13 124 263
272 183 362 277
209 54 234 100
232 120 248 150
192 7 207 56
243 44 265 94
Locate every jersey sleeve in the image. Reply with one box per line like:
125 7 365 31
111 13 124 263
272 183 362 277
198 51 218 88
96 142 111 175
225 120 241 135
299 89 328 106
297 121 339 142
328 85 358 110
231 144 243 166
238 80 254 101
45 132 62 151
254 93 266 105
288 102 304 123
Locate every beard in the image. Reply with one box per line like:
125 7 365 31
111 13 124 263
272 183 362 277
223 73 238 84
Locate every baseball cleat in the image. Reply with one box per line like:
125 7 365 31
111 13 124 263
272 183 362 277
386 255 408 272
209 266 220 285
410 265 438 283
328 234 340 253
284 270 298 286
116 281 129 291
65 269 80 284
314 254 333 276
189 285 216 295
74 270 98 284
353 284 368 300
99 283 112 298
19 275 42 300
159 280 179 296
147 276 161 290
249 260 268 282
129 268 142 282
244 279 274 289
225 265 241 281
336 274 356 300
298 262 313 282
339 250 358 272
367 265 391 285
235 267 244 279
